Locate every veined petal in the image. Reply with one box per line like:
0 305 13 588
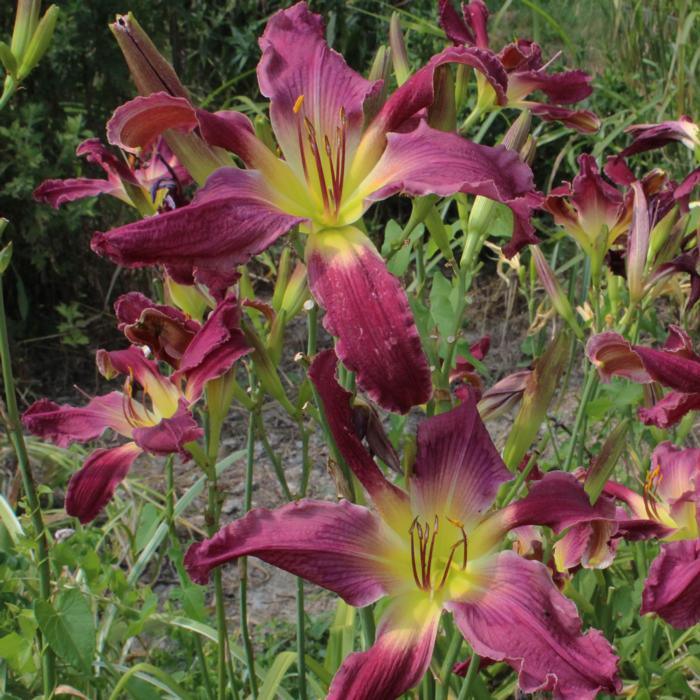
410 391 511 528
553 520 619 571
328 592 441 700
308 349 410 519
350 46 508 185
185 498 395 606
65 442 142 523
307 228 432 414
633 345 700 393
652 442 700 508
353 121 539 256
639 391 700 429
92 168 304 295
586 332 651 383
174 295 251 402
509 69 593 105
438 0 475 45
448 551 621 700
132 400 203 456
22 392 134 445
621 116 700 157
33 177 123 208
107 92 198 154
256 1 381 179
641 539 700 629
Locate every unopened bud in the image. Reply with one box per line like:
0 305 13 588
280 263 309 320
584 419 630 504
365 44 391 122
0 42 18 77
389 12 410 86
477 369 531 421
501 111 532 152
17 4 58 80
531 246 583 339
163 275 210 322
626 182 650 304
428 65 456 132
0 242 12 275
10 0 39 62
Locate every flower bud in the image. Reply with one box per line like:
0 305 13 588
0 42 18 77
0 242 13 276
365 44 390 122
389 12 410 86
164 276 210 322
17 4 58 80
280 262 309 320
428 65 456 132
502 331 570 470
584 419 629 504
531 246 584 339
625 182 650 304
10 1 39 63
477 369 531 421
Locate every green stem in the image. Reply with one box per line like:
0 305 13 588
438 625 463 700
457 654 480 700
239 415 258 699
0 278 56 695
358 605 376 650
296 577 308 700
563 365 598 472
254 413 292 500
194 634 216 700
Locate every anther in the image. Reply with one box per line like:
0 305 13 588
293 94 305 114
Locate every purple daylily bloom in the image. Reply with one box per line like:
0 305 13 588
22 296 250 522
89 1 541 413
587 325 700 428
438 0 600 132
184 349 621 700
34 136 190 214
619 115 700 158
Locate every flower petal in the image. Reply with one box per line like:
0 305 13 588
132 400 203 456
115 292 200 368
22 392 133 446
256 1 380 180
328 592 441 700
65 442 142 523
638 391 700 429
33 178 122 208
410 390 511 527
527 103 600 133
448 551 621 700
185 498 394 606
306 228 432 414
354 121 539 256
174 295 251 401
308 349 410 517
586 332 651 383
91 168 304 295
107 92 198 153
553 520 619 571
620 116 700 157
510 68 593 105
641 539 700 629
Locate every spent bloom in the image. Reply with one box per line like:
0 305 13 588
89 1 540 414
184 349 620 700
22 296 250 522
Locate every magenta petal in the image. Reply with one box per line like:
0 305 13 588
33 178 121 208
438 0 475 45
641 539 700 629
65 442 142 523
308 349 409 513
528 103 600 134
362 121 539 256
22 392 132 446
257 1 381 177
513 69 593 105
307 229 432 414
174 294 251 400
107 92 198 153
92 168 303 295
328 594 440 700
586 332 651 383
621 116 700 157
638 391 700 428
501 471 616 533
634 345 700 393
132 401 203 456
185 498 390 606
410 391 510 526
449 552 621 700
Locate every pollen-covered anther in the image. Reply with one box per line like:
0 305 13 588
642 463 663 521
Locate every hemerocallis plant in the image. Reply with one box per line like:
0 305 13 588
88 1 541 414
184 349 621 700
21 295 250 522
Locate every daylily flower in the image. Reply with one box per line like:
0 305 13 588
449 335 490 400
22 296 250 522
89 1 541 413
549 444 700 629
438 0 599 132
587 325 700 427
184 349 620 700
619 115 700 158
33 136 190 216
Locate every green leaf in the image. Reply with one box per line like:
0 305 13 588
35 588 95 673
257 651 297 700
585 419 630 504
429 270 455 340
0 242 12 275
0 42 17 76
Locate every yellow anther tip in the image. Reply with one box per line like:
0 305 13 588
293 94 305 114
